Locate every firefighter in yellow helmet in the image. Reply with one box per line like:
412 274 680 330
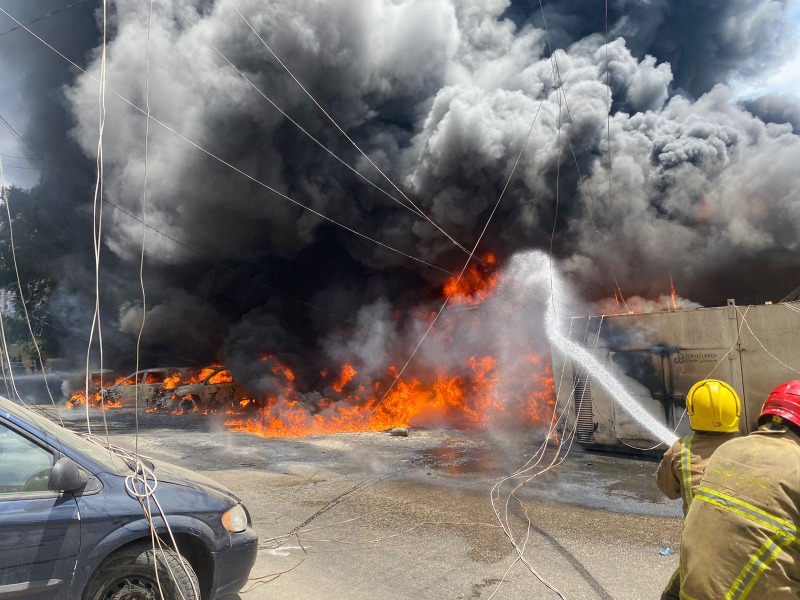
655 378 741 599
680 380 800 599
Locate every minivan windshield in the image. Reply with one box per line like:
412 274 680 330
0 397 129 474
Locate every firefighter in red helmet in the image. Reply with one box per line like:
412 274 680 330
680 380 800 599
655 379 741 599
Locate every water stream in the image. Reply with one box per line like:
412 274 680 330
505 251 679 447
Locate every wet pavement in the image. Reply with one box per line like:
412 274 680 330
41 405 683 599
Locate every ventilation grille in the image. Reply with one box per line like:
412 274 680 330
572 367 595 444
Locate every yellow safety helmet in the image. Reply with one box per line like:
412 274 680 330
686 379 741 433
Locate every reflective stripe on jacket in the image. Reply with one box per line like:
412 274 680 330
680 428 800 599
656 432 736 515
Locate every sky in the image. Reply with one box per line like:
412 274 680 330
0 0 800 388
731 2 800 98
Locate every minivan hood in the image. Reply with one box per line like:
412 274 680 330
149 459 240 503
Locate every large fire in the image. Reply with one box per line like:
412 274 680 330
70 254 558 438
225 354 554 438
225 254 556 438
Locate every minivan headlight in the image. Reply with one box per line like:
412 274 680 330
222 504 248 533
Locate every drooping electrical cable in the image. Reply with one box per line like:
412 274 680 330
133 0 155 462
737 305 800 375
486 314 596 600
0 112 44 162
79 0 109 440
122 5 199 597
548 80 565 320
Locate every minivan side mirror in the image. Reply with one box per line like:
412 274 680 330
48 457 88 492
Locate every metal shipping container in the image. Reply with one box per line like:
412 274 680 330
552 299 800 453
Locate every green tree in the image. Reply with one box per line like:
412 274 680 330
0 185 60 361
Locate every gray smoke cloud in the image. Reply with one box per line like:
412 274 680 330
2 0 799 386
742 94 800 133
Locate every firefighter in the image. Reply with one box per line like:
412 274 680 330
655 378 741 599
680 380 800 599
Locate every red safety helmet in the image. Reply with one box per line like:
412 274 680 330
758 380 800 429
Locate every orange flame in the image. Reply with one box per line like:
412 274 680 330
164 372 182 390
332 364 356 392
598 276 687 315
262 354 295 381
67 374 125 408
208 369 233 384
443 254 498 306
69 253 559 438
669 275 678 311
225 352 555 438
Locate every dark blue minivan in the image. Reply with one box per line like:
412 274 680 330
0 396 257 599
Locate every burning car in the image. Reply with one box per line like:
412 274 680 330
101 367 189 408
166 366 247 412
64 369 121 408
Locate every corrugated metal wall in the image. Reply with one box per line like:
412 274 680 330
553 301 800 451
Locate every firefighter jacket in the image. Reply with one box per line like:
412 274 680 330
656 432 736 516
680 427 800 599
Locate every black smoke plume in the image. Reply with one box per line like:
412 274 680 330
1 0 799 395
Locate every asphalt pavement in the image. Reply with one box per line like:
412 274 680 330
53 406 683 599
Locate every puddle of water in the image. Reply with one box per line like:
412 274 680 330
414 446 503 474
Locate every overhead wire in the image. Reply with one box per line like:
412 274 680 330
0 151 44 161
0 163 43 172
737 305 800 375
28 307 208 367
0 6 452 275
5 6 427 361
266 31 568 599
133 0 155 461
481 4 591 597
0 0 93 38
535 0 633 314
82 0 110 443
170 2 466 244
220 0 488 266
0 112 45 168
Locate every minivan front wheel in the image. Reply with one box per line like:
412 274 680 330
84 542 200 600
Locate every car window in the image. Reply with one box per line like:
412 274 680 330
208 370 233 385
0 422 55 494
0 404 127 475
145 371 166 384
121 375 137 386
196 367 217 381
